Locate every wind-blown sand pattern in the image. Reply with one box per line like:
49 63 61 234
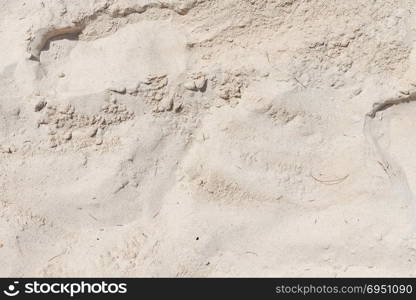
2 0 416 277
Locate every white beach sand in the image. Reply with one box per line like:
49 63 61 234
1 0 416 276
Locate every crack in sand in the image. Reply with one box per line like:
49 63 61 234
29 25 85 61
366 94 416 118
28 0 196 61
364 93 416 210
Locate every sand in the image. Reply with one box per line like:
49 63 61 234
2 0 416 277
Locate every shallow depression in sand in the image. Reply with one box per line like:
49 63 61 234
42 21 189 96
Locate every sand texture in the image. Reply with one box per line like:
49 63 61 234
2 0 416 276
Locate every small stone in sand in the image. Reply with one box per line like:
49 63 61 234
88 127 98 138
63 132 72 141
195 77 207 90
184 80 197 91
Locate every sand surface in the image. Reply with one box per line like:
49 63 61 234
2 0 416 276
